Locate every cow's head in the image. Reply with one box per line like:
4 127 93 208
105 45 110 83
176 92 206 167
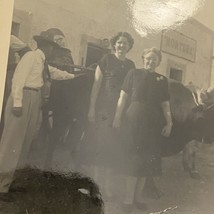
169 80 204 123
200 104 214 141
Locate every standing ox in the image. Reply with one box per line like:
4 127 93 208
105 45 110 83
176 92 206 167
161 79 204 157
162 80 214 177
144 79 213 198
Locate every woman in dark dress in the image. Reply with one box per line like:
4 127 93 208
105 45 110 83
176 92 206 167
85 32 135 197
113 47 173 211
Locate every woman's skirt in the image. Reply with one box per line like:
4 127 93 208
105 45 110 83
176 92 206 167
119 102 165 177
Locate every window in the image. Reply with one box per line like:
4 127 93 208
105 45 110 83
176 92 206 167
11 22 20 37
78 35 111 68
169 68 183 82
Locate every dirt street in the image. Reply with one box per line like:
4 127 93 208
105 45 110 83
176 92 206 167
1 143 214 214
104 143 214 214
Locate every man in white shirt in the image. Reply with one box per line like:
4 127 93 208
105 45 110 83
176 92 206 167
0 30 78 196
0 35 31 138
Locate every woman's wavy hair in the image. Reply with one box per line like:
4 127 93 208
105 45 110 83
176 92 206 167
110 32 134 52
142 47 162 63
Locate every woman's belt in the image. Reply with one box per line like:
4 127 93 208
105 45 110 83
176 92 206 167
23 87 40 92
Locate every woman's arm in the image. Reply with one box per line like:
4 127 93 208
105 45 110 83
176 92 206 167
113 90 128 128
161 101 173 137
88 65 103 123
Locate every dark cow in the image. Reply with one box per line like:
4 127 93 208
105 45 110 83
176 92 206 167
35 46 95 169
161 79 204 157
160 80 209 180
145 80 214 198
162 81 214 179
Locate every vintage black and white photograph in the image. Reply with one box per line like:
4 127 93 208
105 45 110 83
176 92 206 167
0 0 214 213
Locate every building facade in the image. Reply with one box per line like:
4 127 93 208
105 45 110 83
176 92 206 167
13 0 214 88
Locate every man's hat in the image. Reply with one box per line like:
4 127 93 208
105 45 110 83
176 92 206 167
45 28 65 40
33 30 60 47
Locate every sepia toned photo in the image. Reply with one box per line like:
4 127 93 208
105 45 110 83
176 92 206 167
0 0 214 213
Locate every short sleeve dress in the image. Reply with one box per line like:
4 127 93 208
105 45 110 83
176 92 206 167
121 69 170 177
79 54 135 166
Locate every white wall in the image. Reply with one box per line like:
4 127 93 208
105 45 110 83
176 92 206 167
14 0 213 88
14 0 163 66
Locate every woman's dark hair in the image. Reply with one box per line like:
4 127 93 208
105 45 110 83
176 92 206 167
142 47 162 63
110 32 134 52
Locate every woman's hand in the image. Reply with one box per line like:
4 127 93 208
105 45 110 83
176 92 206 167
161 123 172 137
113 90 128 129
88 108 96 124
113 117 121 129
161 101 172 138
70 73 86 79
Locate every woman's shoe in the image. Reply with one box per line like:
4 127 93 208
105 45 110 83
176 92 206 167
134 201 148 212
143 178 162 199
121 203 134 213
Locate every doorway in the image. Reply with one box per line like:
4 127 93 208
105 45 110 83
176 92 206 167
78 34 111 68
167 59 186 83
85 42 109 68
11 22 20 37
